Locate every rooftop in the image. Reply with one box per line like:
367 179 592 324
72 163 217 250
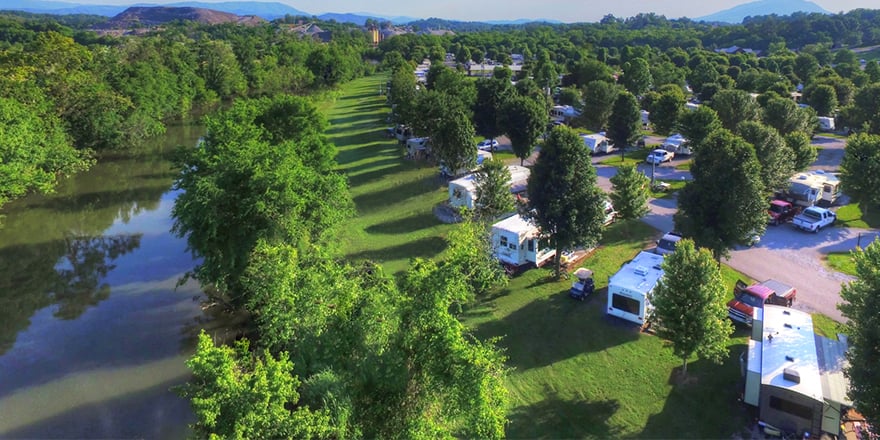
609 251 664 294
760 305 823 402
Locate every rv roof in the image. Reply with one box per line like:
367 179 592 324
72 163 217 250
608 251 664 295
491 213 539 236
449 173 478 192
759 305 824 402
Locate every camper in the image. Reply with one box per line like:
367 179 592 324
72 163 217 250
491 214 556 273
440 149 492 177
606 251 665 326
550 105 581 123
640 109 650 128
818 116 835 132
394 124 413 143
448 165 530 210
662 133 692 155
782 171 841 207
406 137 430 159
581 133 613 154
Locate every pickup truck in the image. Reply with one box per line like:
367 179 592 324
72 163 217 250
727 279 797 326
792 206 836 233
768 199 800 226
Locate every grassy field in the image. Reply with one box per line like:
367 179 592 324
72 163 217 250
323 75 840 438
835 202 880 229
825 251 858 276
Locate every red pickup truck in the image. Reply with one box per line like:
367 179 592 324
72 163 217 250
768 199 800 226
727 279 797 325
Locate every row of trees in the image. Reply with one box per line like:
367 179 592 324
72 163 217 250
0 14 372 209
172 95 511 438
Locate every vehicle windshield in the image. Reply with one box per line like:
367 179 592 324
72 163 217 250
769 205 785 214
657 238 677 250
735 292 765 308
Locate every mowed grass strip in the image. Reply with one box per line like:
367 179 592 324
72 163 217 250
324 75 454 274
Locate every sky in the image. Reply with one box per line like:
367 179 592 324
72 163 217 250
69 0 879 22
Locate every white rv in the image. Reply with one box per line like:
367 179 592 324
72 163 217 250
448 165 531 210
550 105 581 123
640 109 650 127
606 251 665 326
406 137 430 159
662 133 692 155
818 116 835 132
784 170 841 207
491 214 556 271
580 134 613 154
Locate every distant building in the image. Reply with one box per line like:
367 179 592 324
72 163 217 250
284 22 332 42
715 45 760 56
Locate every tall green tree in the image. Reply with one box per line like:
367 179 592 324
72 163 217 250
473 76 514 149
527 126 606 277
651 239 733 375
838 239 880 428
430 96 477 176
609 164 650 221
710 89 760 133
474 158 515 220
651 85 686 136
388 65 419 125
620 57 653 96
840 133 880 214
607 91 641 161
677 105 722 151
738 121 795 193
180 332 333 439
761 97 816 136
784 132 818 171
442 212 509 298
674 129 767 261
171 97 353 308
500 95 547 165
579 80 620 131
808 84 838 117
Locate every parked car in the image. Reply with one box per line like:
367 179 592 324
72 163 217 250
477 139 499 150
654 231 682 255
727 279 797 326
767 199 800 226
646 149 674 164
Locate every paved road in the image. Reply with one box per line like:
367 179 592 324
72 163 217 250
810 136 846 172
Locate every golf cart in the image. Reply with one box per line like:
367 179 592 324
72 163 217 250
569 268 595 300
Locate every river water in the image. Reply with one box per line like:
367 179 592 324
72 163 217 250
0 119 206 438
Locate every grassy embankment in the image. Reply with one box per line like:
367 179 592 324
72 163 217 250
323 74 835 438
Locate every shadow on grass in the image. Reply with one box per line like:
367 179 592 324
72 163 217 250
352 173 444 211
506 385 622 439
329 112 379 128
474 292 639 371
340 156 402 175
346 235 448 264
638 342 751 439
365 211 438 234
326 120 381 136
347 162 410 188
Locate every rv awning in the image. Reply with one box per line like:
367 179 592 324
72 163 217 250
815 333 853 406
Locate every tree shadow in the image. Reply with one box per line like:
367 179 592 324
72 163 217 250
365 211 438 235
347 162 411 188
345 236 448 264
638 343 752 439
326 120 381 135
474 291 640 371
352 173 444 212
506 385 622 439
340 156 402 176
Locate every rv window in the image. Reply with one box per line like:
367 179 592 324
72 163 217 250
823 184 832 193
500 236 508 247
509 243 517 250
769 396 813 421
527 240 534 252
611 294 640 315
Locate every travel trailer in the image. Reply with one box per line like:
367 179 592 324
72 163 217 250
606 251 664 326
448 165 530 210
405 137 430 159
661 133 692 155
550 105 581 123
439 150 493 177
782 171 841 207
640 110 650 128
581 133 613 154
491 214 555 273
817 116 835 132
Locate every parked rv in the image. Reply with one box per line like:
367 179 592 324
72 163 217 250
727 279 797 326
491 214 556 273
581 133 613 154
550 105 581 123
394 124 413 143
448 165 530 210
439 150 492 177
661 133 692 156
818 116 835 132
781 171 841 207
405 137 430 159
606 251 665 326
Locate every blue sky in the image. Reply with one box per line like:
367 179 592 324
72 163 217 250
74 0 878 22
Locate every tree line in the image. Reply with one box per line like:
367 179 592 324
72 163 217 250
0 13 372 208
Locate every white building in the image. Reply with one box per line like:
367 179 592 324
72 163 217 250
491 214 555 271
606 251 664 326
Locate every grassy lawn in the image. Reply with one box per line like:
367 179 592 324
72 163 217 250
825 251 857 276
596 147 651 167
835 202 880 229
649 180 687 199
323 75 843 439
674 160 692 171
813 313 846 339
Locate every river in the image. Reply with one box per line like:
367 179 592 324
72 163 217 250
0 119 206 438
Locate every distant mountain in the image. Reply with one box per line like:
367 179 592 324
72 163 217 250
484 18 562 25
0 0 308 19
94 6 265 28
696 0 829 23
317 12 377 25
